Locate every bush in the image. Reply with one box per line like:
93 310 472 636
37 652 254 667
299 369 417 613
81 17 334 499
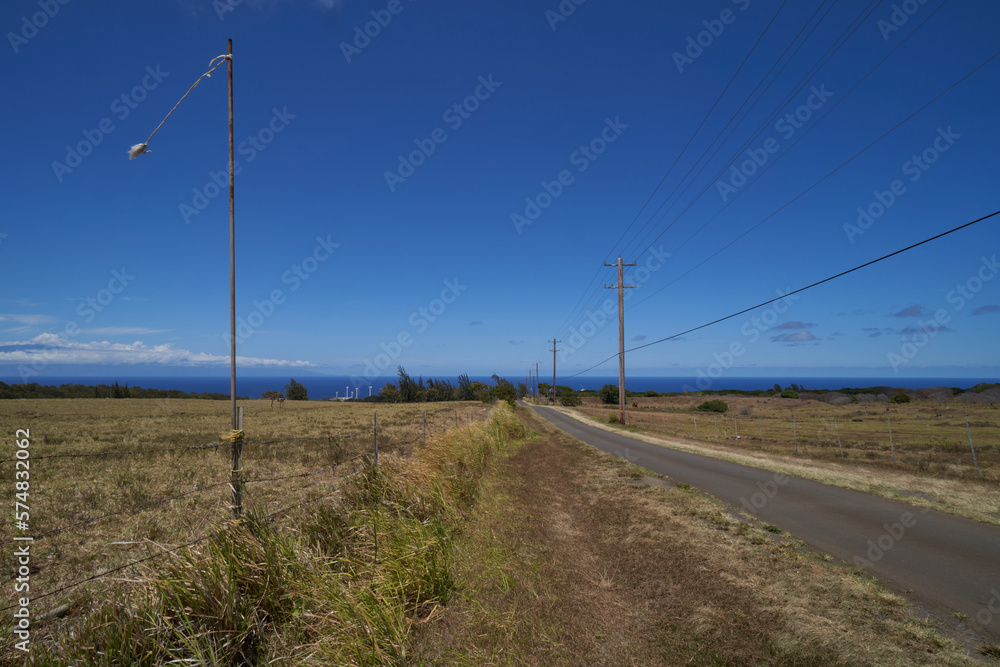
780 390 798 399
891 393 911 404
599 384 619 405
696 399 728 413
644 390 659 397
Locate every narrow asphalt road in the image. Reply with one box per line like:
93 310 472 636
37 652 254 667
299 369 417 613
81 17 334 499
528 404 1000 644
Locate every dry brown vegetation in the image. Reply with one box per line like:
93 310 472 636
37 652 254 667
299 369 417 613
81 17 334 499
558 394 1000 527
0 397 486 652
578 393 999 480
415 408 989 665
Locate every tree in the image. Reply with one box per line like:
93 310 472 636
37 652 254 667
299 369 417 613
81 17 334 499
396 366 421 403
773 383 782 392
891 393 911 404
696 399 728 413
285 378 309 401
537 382 551 401
457 373 476 401
599 384 619 405
489 374 517 407
378 382 400 403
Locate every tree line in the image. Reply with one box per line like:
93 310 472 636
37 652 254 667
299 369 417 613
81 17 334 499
0 380 236 400
368 367 521 406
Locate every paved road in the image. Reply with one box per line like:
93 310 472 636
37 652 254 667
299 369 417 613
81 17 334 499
528 404 1000 643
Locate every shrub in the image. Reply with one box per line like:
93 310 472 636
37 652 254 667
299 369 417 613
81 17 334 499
891 393 911 404
644 390 659 397
696 399 728 413
599 384 619 405
780 390 798 399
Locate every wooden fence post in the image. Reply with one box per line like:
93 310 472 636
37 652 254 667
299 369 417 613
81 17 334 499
758 417 764 450
967 418 981 479
374 412 379 466
887 418 896 466
793 416 798 454
835 419 844 459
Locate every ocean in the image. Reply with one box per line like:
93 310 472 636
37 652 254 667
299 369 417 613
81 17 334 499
2 375 995 400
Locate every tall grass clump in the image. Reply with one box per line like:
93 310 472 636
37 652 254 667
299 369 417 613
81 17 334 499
30 403 525 666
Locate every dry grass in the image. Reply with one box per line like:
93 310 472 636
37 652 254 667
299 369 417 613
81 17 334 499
0 397 486 653
560 396 1000 526
414 408 986 665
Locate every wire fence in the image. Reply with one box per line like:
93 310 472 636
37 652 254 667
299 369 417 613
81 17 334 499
580 405 998 481
0 405 489 622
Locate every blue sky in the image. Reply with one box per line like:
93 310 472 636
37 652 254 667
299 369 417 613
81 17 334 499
1 0 998 384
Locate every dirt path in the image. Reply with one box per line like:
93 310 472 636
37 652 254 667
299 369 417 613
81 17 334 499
413 407 986 665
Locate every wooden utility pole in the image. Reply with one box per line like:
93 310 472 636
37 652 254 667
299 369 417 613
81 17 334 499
227 39 243 521
549 339 561 403
604 256 635 424
535 362 539 401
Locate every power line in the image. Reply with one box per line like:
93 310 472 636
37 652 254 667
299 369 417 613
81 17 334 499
564 208 1000 377
629 39 999 312
553 1 791 342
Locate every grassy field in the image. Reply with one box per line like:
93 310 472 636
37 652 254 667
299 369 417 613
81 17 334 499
574 393 1000 481
0 396 486 659
0 398 995 663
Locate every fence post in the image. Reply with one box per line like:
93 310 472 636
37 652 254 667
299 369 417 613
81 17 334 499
758 417 764 450
693 415 698 438
793 416 798 454
835 419 844 459
967 418 981 479
733 416 739 442
887 418 896 466
714 416 719 441
230 406 244 521
374 412 379 466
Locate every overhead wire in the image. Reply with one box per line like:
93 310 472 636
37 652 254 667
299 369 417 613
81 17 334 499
564 208 1000 377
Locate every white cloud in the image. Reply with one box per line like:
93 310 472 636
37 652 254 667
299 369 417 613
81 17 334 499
0 314 56 325
80 327 170 336
0 334 314 368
